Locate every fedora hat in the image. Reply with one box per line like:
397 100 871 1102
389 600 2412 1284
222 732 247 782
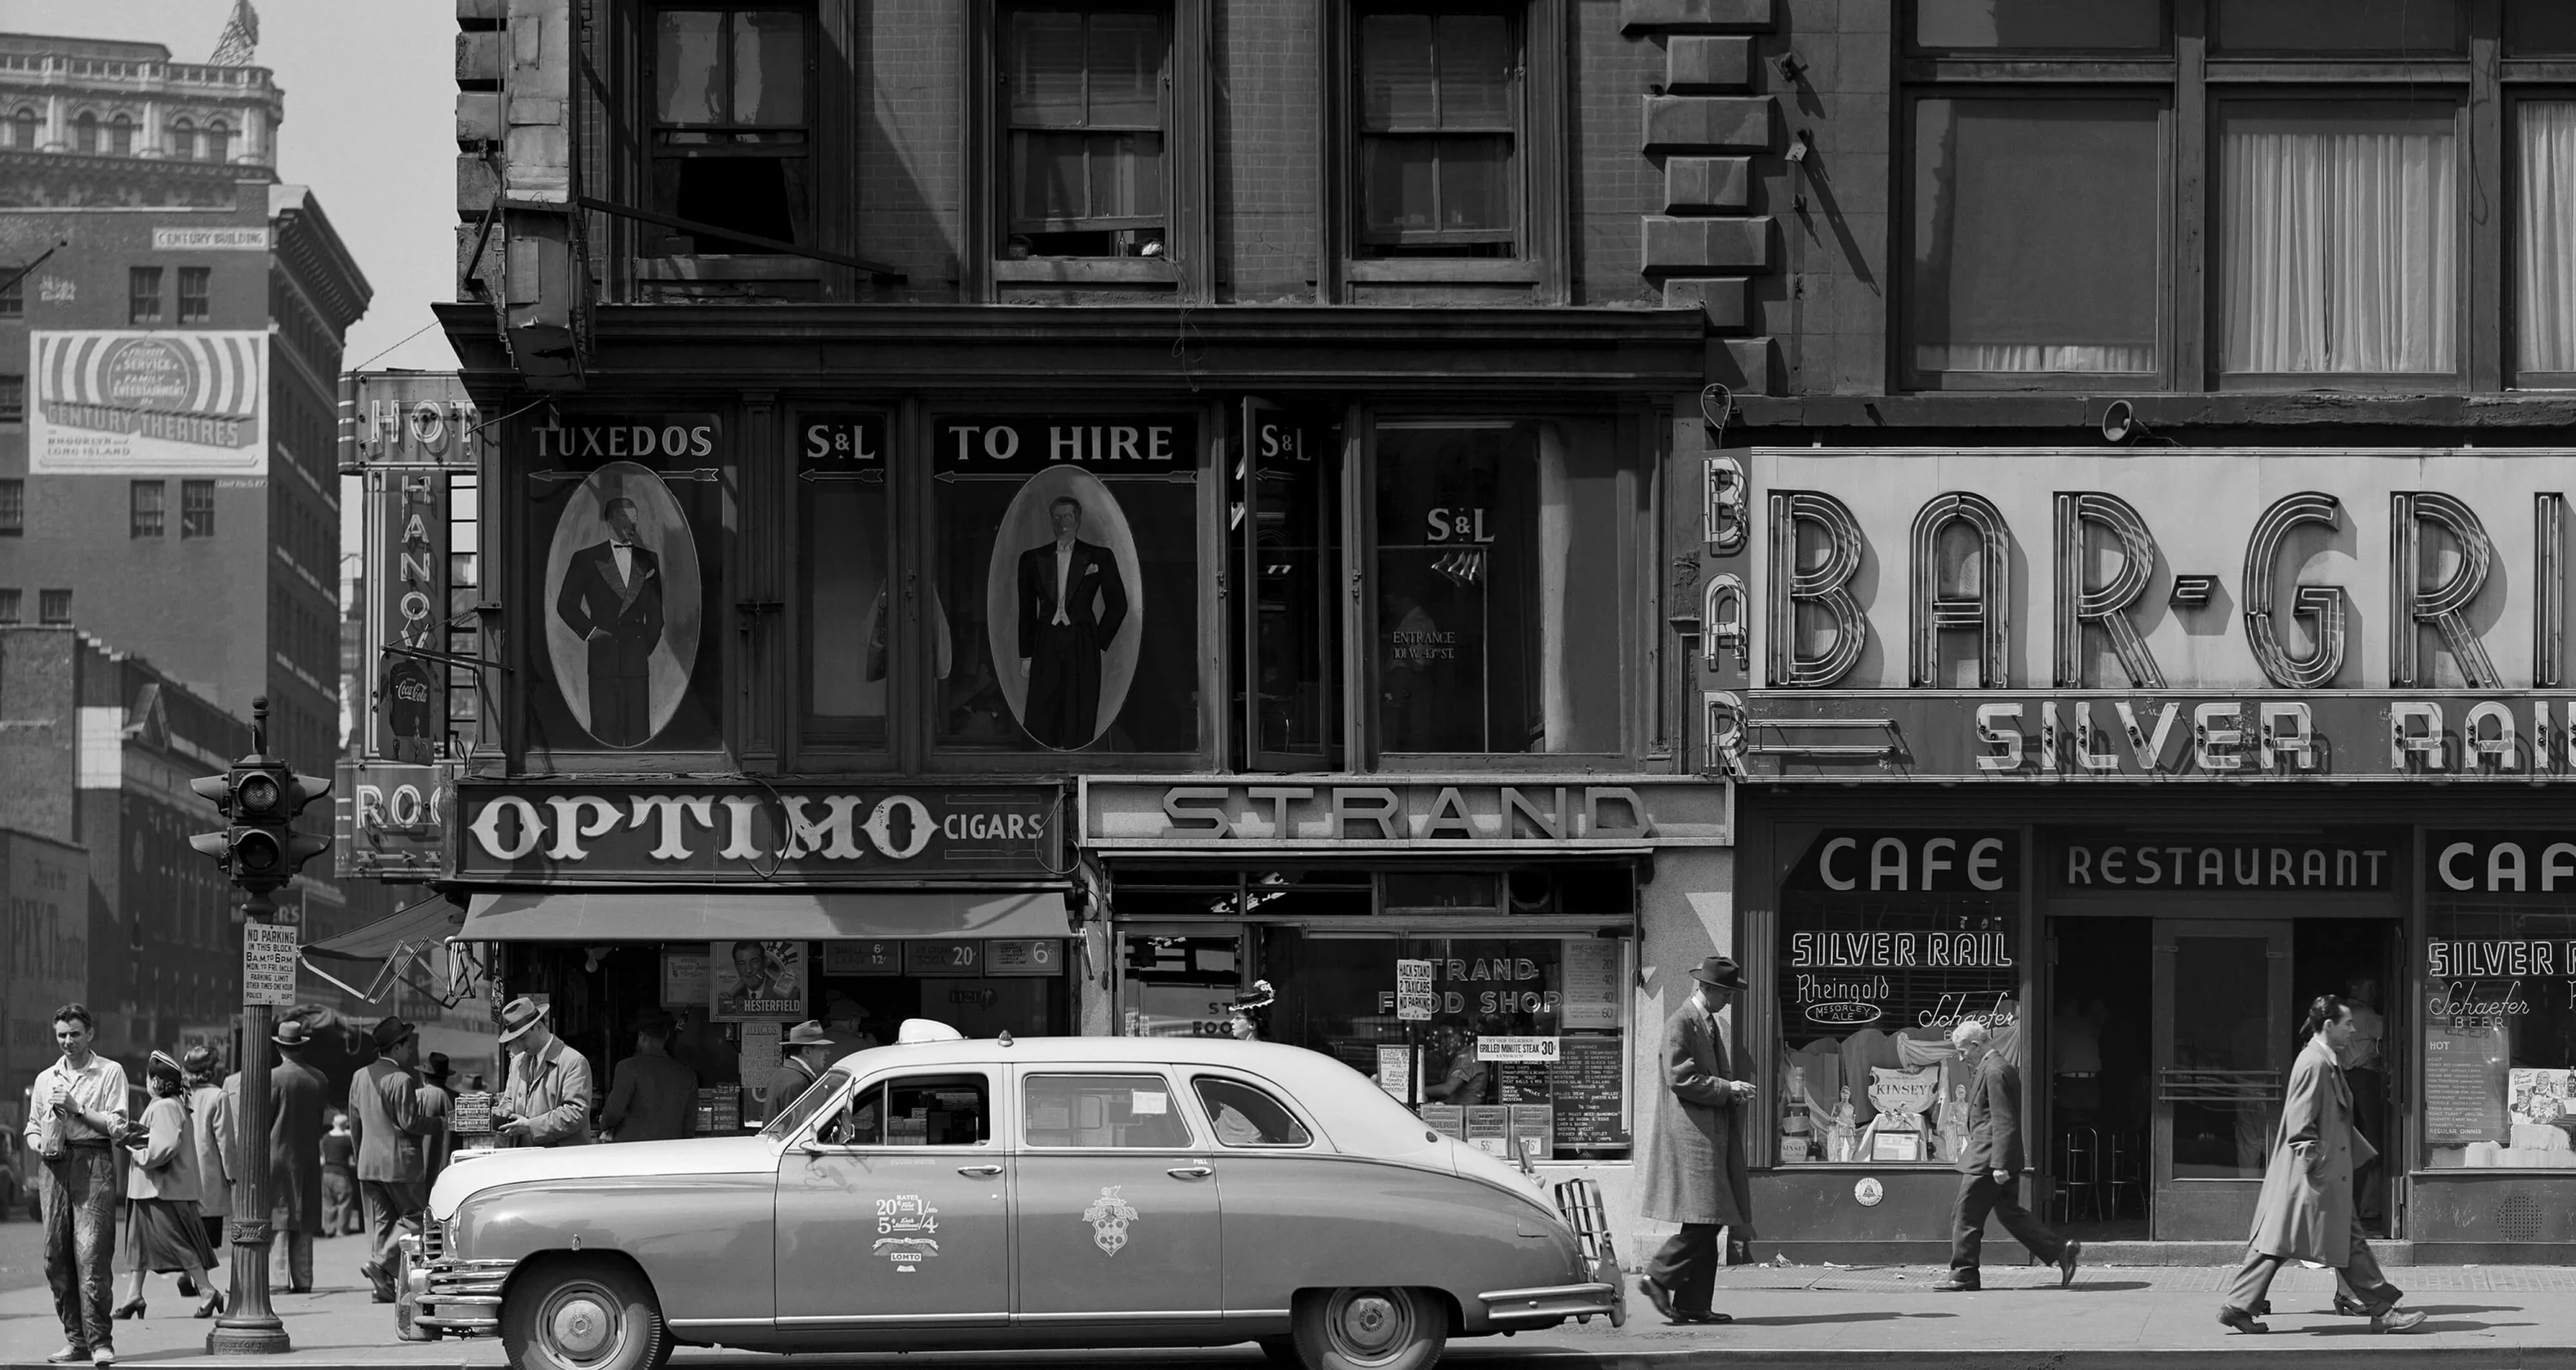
180 1044 221 1077
372 1016 417 1052
422 1052 453 1084
272 1019 314 1049
1687 955 1747 991
495 996 551 1043
781 1021 838 1052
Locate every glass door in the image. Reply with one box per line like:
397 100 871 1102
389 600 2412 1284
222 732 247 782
2150 918 2292 1239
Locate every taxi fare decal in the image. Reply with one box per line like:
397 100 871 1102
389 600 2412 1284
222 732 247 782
1084 1186 1139 1256
873 1194 939 1271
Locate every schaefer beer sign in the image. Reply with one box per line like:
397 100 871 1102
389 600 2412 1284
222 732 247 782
454 783 1061 882
1704 448 2576 781
28 331 268 475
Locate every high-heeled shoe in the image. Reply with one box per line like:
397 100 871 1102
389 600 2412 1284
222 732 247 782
111 1298 144 1321
193 1292 222 1319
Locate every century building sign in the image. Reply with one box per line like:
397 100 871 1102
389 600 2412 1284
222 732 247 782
1081 777 1732 850
453 783 1062 882
1714 449 2576 783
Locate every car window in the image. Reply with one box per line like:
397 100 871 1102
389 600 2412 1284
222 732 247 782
1023 1073 1195 1149
817 1073 991 1147
1193 1076 1312 1148
762 1068 850 1142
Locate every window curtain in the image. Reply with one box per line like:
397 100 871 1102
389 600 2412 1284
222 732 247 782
2222 111 2458 373
2518 101 2576 375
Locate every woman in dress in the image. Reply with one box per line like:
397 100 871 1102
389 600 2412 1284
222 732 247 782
114 1052 221 1319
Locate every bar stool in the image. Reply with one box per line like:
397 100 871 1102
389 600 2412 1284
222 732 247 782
2105 1131 2145 1220
2053 1124 2102 1224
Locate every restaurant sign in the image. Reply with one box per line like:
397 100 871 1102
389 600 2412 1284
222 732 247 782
1080 776 1732 850
454 783 1061 882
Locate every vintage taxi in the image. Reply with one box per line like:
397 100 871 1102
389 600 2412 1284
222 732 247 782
409 1036 1623 1370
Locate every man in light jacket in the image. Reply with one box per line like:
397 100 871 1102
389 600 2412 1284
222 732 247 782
1635 955 1756 1326
1935 1019 2078 1290
492 998 593 1148
2217 995 2425 1335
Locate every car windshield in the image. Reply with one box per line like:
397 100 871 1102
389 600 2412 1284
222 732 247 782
761 1067 850 1142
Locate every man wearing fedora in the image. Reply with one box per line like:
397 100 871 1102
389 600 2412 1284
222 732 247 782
244 1018 329 1294
761 1022 839 1124
602 1013 698 1143
416 1053 456 1186
348 1018 437 1302
493 998 594 1149
1637 955 1758 1326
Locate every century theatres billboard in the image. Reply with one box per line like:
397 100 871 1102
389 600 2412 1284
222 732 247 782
1704 448 2576 781
452 783 1063 882
27 330 268 475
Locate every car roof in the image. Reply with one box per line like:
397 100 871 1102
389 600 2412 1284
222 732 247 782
821 1036 1439 1159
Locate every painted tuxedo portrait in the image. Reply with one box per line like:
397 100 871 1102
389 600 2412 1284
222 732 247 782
1015 495 1131 749
556 495 665 745
539 460 706 751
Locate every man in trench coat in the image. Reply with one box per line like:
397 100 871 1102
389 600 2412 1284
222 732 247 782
263 1021 328 1294
1637 955 1756 1325
2217 995 2425 1335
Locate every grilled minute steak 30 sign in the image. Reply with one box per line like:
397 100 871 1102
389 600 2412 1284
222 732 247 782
1722 448 2576 781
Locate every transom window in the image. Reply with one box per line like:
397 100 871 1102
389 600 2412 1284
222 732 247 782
1001 5 1169 258
1357 7 1519 257
648 5 812 252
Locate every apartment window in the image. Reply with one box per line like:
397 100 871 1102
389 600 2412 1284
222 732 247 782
1906 99 2166 386
2516 100 2576 385
2219 102 2460 377
2214 0 2466 52
110 113 132 155
39 590 72 625
169 118 194 161
0 478 21 534
182 481 216 538
1 269 20 316
0 590 18 623
1000 4 1170 258
204 120 231 164
7 107 33 149
131 482 166 538
0 374 21 423
647 6 812 252
179 267 212 324
130 267 164 324
74 112 97 154
1356 8 1519 257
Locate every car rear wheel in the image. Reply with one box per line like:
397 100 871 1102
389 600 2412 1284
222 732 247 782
501 1257 671 1370
1290 1287 1448 1370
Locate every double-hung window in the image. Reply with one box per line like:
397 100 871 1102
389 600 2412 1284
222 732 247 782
129 267 163 325
182 481 216 539
648 6 813 252
131 482 165 539
179 267 211 324
1356 8 1518 257
1000 4 1169 258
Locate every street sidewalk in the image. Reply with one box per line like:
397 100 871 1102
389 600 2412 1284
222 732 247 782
6 1240 2575 1370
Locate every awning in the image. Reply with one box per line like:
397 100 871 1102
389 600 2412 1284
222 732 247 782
459 890 1072 943
305 897 466 963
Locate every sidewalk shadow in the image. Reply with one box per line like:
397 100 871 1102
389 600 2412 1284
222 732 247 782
1731 1312 1959 1327
2070 1281 2152 1292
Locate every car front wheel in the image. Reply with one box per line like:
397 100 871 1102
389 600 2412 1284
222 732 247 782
1290 1287 1448 1370
501 1257 671 1370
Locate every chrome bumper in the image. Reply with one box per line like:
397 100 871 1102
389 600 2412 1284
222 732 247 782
1479 1280 1625 1328
397 1228 512 1337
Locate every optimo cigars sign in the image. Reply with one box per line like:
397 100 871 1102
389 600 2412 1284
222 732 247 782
455 784 1060 882
1081 777 1730 850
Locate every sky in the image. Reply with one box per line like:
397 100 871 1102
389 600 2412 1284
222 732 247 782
18 0 462 375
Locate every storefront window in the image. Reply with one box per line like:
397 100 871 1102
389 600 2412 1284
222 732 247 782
1373 418 1621 755
798 413 891 748
2423 835 2576 1170
1775 830 2022 1166
932 414 1202 755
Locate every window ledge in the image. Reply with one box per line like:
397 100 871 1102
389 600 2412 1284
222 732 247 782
993 258 1178 285
635 255 828 282
1347 258 1537 285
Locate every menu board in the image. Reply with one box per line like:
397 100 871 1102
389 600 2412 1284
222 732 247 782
823 941 902 976
1421 1104 1464 1138
1466 1106 1511 1155
1561 940 1622 1030
661 950 710 1006
1552 1034 1629 1149
2423 1023 2506 1143
987 939 1064 977
905 939 983 976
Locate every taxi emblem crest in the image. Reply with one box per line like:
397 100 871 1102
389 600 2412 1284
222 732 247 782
1084 1185 1139 1255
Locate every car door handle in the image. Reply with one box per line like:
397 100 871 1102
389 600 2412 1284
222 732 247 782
957 1164 1002 1177
1166 1165 1212 1179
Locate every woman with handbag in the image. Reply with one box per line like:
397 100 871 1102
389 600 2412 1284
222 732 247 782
112 1052 221 1320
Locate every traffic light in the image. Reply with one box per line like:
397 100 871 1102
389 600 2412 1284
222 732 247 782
187 699 334 900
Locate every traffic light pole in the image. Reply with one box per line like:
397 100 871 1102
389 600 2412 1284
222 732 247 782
209 890 290 1355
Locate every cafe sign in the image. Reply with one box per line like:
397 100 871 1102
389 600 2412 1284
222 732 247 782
1079 776 1732 850
453 783 1062 882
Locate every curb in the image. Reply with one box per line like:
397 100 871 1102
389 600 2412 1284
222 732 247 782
15 1350 2576 1370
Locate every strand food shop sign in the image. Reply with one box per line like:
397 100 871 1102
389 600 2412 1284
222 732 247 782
1714 448 2576 782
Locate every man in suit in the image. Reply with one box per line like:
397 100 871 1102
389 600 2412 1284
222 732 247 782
1936 1018 2079 1291
1016 496 1127 749
257 1021 328 1294
1636 955 1756 1326
601 1013 698 1142
348 1018 437 1303
2218 996 2424 1335
492 998 593 1149
555 494 664 746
